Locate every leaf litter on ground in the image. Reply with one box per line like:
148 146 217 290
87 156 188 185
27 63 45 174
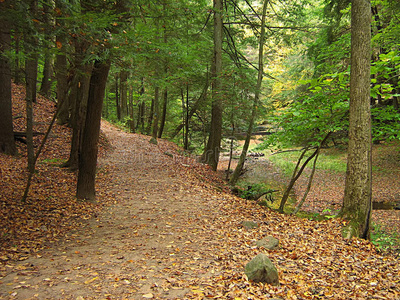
0 83 399 299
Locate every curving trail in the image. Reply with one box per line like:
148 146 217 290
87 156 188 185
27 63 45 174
1 121 399 300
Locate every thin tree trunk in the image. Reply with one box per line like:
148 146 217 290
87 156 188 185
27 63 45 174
128 85 135 133
226 124 235 180
115 73 121 120
171 79 209 139
158 88 168 138
13 32 22 84
292 147 320 215
341 0 372 240
76 60 110 201
22 94 65 201
151 86 160 142
184 85 189 149
120 70 128 120
146 98 154 134
279 133 331 212
229 0 268 186
137 77 145 132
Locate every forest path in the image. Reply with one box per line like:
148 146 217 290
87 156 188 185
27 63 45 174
2 121 400 300
1 121 233 299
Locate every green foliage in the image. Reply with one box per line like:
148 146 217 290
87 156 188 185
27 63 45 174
372 224 400 254
371 106 400 142
261 71 350 151
266 147 347 177
237 183 275 201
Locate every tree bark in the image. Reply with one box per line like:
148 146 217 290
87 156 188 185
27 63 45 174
202 0 223 171
54 0 69 125
171 79 209 139
64 60 92 170
137 77 145 132
25 0 39 172
229 0 268 186
151 86 160 142
120 70 128 120
0 0 16 155
341 0 372 240
39 0 55 98
115 73 121 120
128 85 135 133
76 60 110 201
158 88 168 138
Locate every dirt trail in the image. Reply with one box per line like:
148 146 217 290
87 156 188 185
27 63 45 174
0 122 229 299
1 122 400 300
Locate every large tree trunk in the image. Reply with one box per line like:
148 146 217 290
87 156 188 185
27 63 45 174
64 60 92 170
76 60 110 201
341 0 372 240
25 0 38 172
0 0 16 155
202 0 223 171
229 0 268 186
54 3 69 125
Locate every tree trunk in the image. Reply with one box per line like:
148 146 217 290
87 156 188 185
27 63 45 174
292 147 321 215
278 133 331 213
341 0 372 240
128 85 135 133
151 86 160 142
0 0 16 155
137 78 145 132
25 0 38 172
158 88 168 138
25 59 35 173
120 70 128 120
171 79 209 139
184 85 189 150
64 61 92 170
13 32 22 85
39 0 54 98
229 0 268 186
76 60 110 201
202 0 223 171
115 73 121 120
146 97 154 134
54 26 69 124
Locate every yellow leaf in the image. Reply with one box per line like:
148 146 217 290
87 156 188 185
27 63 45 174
84 276 98 284
192 289 204 296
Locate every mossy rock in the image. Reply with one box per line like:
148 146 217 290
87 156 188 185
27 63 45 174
245 253 279 285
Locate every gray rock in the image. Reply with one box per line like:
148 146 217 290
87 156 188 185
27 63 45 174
241 221 258 230
245 253 279 285
256 236 279 250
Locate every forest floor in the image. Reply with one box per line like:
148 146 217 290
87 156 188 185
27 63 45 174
1 84 400 299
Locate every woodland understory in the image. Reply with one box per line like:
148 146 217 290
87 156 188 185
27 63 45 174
0 83 399 299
